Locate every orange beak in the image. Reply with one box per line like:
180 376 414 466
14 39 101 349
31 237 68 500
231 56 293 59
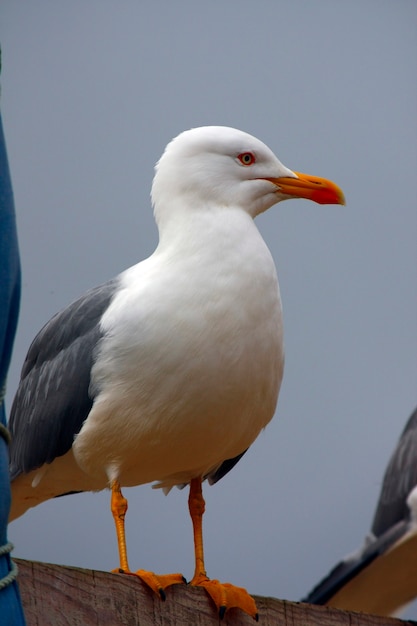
264 171 345 206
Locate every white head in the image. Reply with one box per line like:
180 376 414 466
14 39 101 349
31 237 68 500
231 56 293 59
151 126 345 224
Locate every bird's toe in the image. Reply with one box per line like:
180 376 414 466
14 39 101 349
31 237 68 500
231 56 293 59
190 574 258 620
133 569 186 599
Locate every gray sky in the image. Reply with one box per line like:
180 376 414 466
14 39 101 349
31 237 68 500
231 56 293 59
1 0 417 617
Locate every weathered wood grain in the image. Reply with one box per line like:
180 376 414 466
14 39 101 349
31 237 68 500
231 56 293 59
14 559 416 626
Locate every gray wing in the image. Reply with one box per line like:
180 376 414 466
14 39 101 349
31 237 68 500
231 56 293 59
9 279 119 480
371 407 417 537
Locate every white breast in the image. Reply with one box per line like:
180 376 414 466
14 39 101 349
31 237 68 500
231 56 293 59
73 207 284 488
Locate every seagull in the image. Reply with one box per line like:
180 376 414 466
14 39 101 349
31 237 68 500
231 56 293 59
9 126 345 620
303 407 417 616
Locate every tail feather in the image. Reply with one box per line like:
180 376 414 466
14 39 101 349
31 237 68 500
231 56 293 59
9 449 105 522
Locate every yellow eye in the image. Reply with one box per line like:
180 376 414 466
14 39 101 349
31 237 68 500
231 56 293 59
237 152 256 166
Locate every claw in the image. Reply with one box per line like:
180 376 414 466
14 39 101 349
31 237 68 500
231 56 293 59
114 567 185 599
190 575 258 620
134 569 185 598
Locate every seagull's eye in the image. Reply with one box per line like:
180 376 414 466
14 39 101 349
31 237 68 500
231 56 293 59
237 152 256 166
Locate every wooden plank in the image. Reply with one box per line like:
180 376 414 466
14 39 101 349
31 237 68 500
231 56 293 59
14 559 415 626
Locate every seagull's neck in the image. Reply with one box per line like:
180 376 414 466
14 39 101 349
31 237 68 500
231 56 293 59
155 202 259 261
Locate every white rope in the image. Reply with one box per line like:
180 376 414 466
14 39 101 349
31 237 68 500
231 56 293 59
0 542 19 590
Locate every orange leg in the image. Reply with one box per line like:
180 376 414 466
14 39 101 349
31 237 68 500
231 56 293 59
188 477 258 621
110 479 130 571
110 480 185 599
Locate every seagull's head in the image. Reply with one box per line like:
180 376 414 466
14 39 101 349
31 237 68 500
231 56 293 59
151 126 345 222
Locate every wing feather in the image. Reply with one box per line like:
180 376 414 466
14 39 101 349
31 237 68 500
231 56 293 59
9 280 118 479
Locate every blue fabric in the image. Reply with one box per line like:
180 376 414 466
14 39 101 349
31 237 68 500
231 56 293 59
0 104 27 623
